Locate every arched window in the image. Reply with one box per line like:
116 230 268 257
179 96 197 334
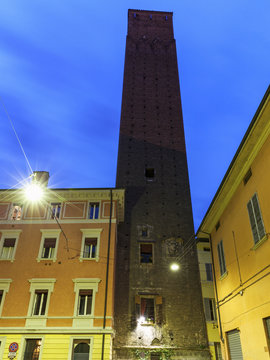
72 340 90 360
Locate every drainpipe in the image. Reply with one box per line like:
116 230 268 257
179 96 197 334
101 189 113 360
200 231 224 343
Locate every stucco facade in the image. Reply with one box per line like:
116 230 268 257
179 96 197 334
197 240 222 359
197 87 270 359
0 184 124 359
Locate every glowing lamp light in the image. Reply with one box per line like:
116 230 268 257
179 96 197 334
138 316 145 324
24 183 44 202
170 263 180 271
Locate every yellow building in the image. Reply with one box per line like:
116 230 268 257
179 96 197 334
197 239 222 359
197 86 270 359
0 173 124 360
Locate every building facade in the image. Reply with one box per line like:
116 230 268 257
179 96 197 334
114 9 209 360
0 176 124 360
197 239 222 360
197 87 270 359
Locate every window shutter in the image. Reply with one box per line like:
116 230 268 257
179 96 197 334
156 296 163 325
204 298 211 321
252 194 265 240
247 199 259 243
227 329 244 360
265 317 270 338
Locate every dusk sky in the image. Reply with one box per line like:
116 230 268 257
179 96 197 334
0 1 269 230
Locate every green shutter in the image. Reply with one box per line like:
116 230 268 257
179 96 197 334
252 194 265 241
217 241 226 276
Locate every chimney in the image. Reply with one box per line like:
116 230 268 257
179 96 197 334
32 171 50 187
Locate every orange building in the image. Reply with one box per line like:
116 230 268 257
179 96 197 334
0 174 124 360
197 87 270 359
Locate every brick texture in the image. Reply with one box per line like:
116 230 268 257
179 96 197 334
114 9 210 360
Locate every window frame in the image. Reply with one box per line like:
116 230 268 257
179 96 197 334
217 240 227 277
247 193 266 245
9 203 23 221
205 263 213 281
88 202 100 220
0 279 12 316
140 242 153 264
19 336 44 360
136 294 163 326
80 229 102 262
49 202 62 219
203 297 217 322
37 229 61 262
73 278 100 319
68 336 93 360
0 230 21 262
27 279 56 319
0 336 6 359
263 316 270 353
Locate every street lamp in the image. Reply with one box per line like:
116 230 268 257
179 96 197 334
170 263 180 271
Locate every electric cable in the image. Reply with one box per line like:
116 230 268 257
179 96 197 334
0 95 33 174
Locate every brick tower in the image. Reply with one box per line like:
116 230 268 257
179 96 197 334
114 10 210 360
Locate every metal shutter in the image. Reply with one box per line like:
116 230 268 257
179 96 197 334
227 329 243 360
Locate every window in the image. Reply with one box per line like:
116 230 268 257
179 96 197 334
10 204 22 220
243 168 252 185
80 229 102 262
0 279 12 316
140 298 155 323
214 342 223 360
70 338 91 360
205 263 213 281
88 203 99 219
0 230 21 262
217 240 226 276
50 203 61 219
264 317 270 352
140 243 153 263
73 279 100 327
0 238 15 259
23 339 42 360
78 290 93 315
150 354 160 360
204 298 217 321
83 238 97 259
227 329 244 360
42 239 56 259
247 193 266 244
37 229 60 262
135 295 163 325
32 291 48 316
203 247 210 252
145 168 155 181
26 279 55 326
141 227 148 237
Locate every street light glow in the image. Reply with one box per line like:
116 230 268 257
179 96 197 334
24 183 44 202
170 263 180 271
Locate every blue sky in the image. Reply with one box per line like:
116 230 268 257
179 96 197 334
0 1 269 230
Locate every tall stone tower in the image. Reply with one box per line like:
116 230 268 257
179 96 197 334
114 9 209 360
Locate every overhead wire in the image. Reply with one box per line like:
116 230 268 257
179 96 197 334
0 96 33 175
